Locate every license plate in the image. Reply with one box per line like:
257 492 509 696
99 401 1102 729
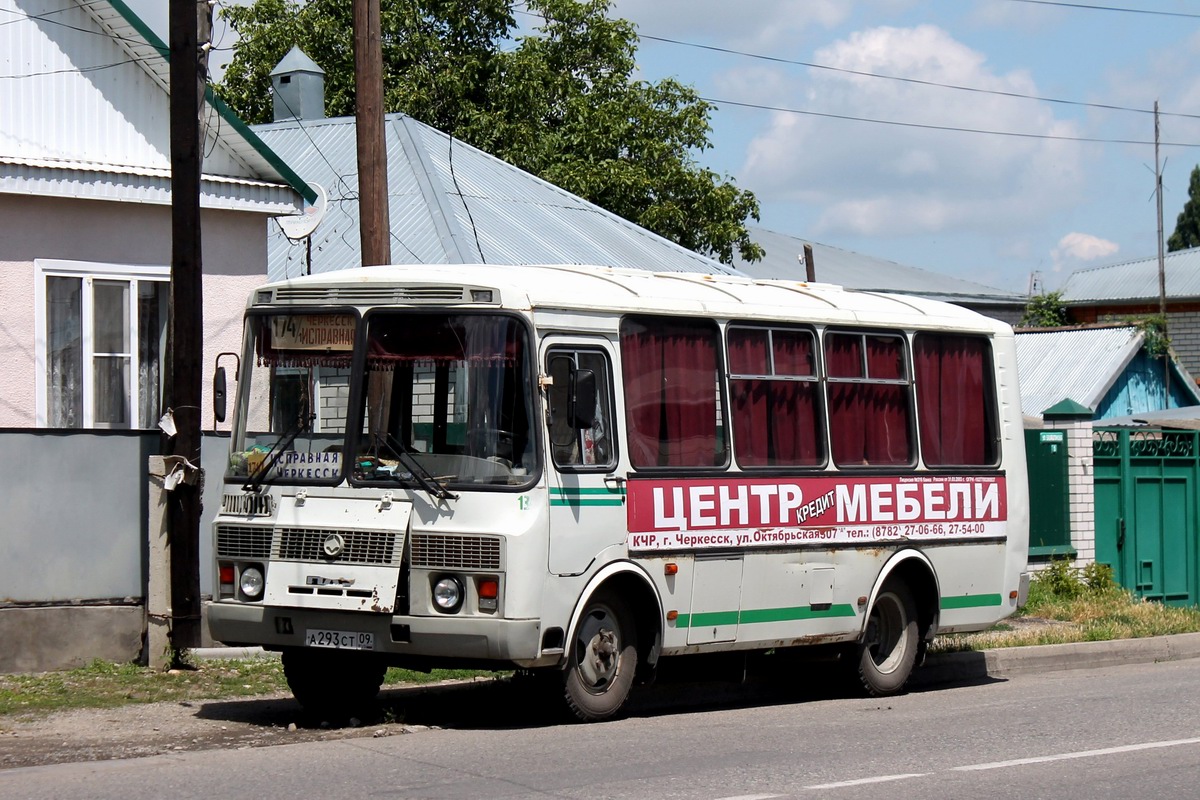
304 629 375 650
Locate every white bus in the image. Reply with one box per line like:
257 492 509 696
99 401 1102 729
208 263 1029 721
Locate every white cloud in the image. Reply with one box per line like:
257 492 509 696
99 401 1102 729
739 25 1090 239
610 0 850 49
1051 232 1119 272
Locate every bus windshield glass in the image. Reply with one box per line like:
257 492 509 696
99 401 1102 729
352 312 537 488
229 312 356 486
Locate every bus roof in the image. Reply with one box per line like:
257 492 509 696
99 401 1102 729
256 263 1010 335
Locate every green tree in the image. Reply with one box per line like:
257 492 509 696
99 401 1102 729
1019 290 1068 328
217 0 763 264
1168 165 1200 252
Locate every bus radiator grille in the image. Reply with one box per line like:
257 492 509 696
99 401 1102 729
216 524 273 559
274 527 402 566
409 534 502 570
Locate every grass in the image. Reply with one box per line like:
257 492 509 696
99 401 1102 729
5 560 1200 718
931 559 1200 653
0 658 486 719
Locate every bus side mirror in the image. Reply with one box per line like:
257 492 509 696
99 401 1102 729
213 366 227 423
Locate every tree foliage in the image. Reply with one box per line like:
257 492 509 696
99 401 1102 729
217 0 763 264
1168 165 1200 252
1019 290 1068 328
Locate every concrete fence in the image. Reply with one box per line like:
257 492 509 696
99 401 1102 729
0 429 227 672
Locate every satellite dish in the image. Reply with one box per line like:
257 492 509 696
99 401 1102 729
276 182 327 241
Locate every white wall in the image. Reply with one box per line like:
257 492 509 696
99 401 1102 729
0 194 270 429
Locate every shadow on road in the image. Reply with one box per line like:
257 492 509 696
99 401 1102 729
195 650 1004 732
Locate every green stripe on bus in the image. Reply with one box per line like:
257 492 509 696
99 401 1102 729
940 594 1004 610
675 603 857 628
549 486 625 506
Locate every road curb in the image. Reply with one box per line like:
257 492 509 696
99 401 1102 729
913 631 1200 687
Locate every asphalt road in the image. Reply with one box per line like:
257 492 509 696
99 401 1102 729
5 645 1200 800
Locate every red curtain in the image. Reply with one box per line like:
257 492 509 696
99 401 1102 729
621 318 721 468
914 335 992 465
827 333 911 466
729 328 820 466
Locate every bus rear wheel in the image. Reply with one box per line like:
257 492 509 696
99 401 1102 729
856 581 919 696
563 592 637 722
282 648 386 721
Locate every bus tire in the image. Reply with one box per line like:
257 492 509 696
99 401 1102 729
563 592 637 722
856 581 919 696
282 648 386 721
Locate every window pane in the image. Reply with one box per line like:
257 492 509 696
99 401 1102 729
825 333 863 378
727 328 769 375
138 281 166 427
94 355 130 427
621 316 724 468
914 334 996 466
866 335 905 380
773 330 815 376
47 276 83 427
93 280 130 354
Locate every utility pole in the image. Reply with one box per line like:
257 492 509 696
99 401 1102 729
165 0 211 657
1155 100 1170 395
354 0 391 266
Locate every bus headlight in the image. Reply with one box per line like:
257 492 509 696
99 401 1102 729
240 566 265 599
432 576 464 613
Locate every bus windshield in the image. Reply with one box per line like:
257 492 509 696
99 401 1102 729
230 312 356 486
352 311 537 488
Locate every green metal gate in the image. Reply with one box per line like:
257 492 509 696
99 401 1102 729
1093 428 1199 606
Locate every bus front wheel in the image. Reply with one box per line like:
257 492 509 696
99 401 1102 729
563 592 637 722
856 581 919 696
283 648 386 721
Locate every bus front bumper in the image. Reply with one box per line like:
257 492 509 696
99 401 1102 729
207 602 552 666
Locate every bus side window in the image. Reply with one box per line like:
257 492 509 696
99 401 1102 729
547 349 616 470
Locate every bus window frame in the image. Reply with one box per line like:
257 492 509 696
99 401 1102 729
546 346 620 474
726 322 828 471
822 328 918 470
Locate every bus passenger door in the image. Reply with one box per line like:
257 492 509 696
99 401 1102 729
543 341 627 576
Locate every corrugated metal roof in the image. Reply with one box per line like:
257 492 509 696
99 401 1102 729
253 112 744 281
1060 247 1200 303
1015 326 1143 416
0 0 307 212
733 227 1025 307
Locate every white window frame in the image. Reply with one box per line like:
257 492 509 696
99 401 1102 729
34 259 170 429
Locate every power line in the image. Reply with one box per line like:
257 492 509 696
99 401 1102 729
703 95 1200 148
1002 0 1200 19
635 34 1200 122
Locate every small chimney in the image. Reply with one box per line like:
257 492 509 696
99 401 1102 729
270 46 325 122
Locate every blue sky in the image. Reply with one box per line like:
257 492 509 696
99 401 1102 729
607 0 1200 292
136 0 1200 294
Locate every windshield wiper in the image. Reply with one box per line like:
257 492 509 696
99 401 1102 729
371 433 458 503
243 412 314 492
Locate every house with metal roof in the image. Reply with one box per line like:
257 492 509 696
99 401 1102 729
252 52 739 282
1014 325 1200 421
0 0 309 430
1061 248 1200 383
732 227 1027 324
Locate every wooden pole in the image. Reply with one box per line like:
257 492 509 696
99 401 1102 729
165 0 210 657
354 0 391 266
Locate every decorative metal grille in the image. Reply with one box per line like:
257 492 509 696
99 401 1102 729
410 534 502 570
1094 429 1197 460
274 527 402 566
215 525 273 559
